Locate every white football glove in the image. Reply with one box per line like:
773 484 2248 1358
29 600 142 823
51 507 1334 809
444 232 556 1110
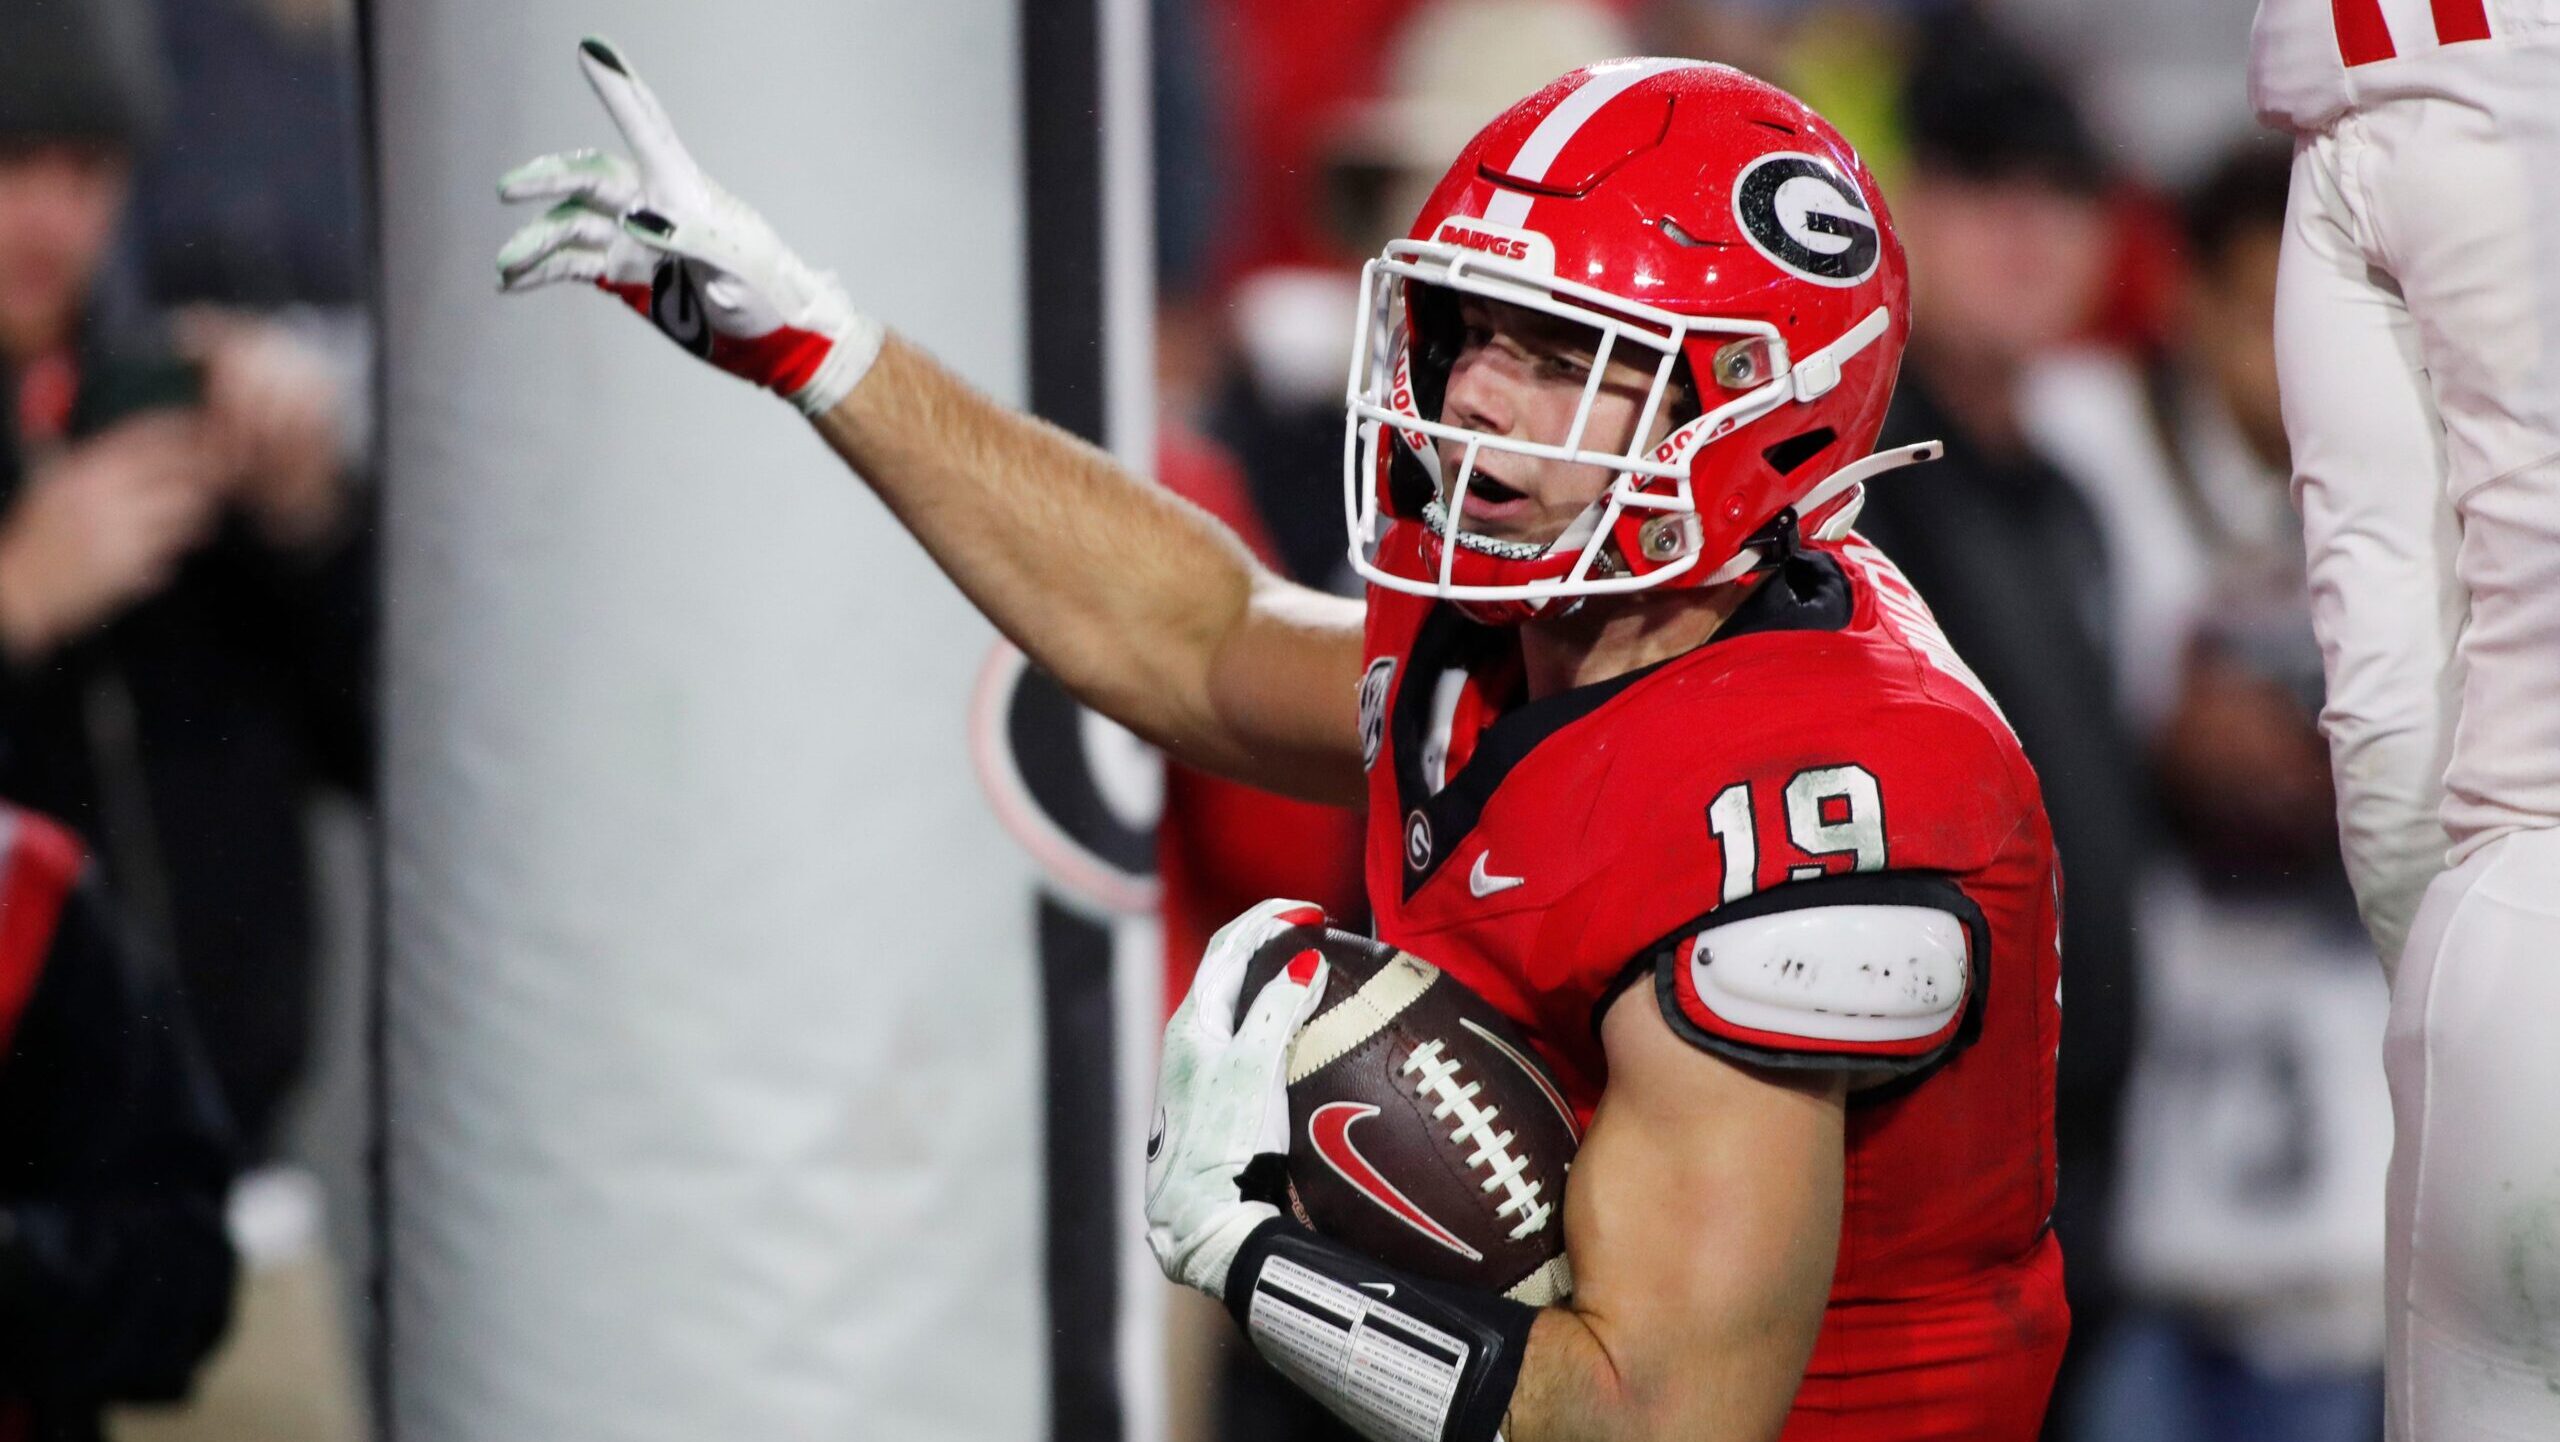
495 37 885 416
1145 898 1332 1299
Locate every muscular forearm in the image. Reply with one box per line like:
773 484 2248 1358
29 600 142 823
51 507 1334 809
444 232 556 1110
1508 1309 1642 1442
1505 1290 1816 1442
814 337 1361 799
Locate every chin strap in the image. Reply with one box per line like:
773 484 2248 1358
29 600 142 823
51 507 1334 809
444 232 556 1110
1700 439 1944 585
1798 439 1943 539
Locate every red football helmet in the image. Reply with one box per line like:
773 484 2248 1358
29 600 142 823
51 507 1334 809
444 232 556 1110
1343 59 1936 624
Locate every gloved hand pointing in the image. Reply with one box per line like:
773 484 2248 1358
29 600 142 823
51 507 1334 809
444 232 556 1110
496 38 885 416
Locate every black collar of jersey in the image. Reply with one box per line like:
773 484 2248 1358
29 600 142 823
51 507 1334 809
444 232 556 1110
1392 548 1854 897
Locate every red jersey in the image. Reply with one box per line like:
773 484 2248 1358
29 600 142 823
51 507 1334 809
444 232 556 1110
1358 533 2068 1441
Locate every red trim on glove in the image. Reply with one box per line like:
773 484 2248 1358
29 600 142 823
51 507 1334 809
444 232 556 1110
593 277 832 399
717 324 835 400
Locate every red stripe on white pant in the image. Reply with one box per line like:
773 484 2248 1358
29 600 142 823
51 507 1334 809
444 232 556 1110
2333 0 2396 63
2431 0 2493 44
2334 0 2496 64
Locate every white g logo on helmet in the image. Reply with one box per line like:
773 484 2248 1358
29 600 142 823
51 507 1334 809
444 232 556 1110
1732 153 1881 288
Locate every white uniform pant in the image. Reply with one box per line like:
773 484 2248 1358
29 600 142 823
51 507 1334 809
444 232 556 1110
2275 38 2560 1442
2274 40 2560 970
2387 827 2560 1440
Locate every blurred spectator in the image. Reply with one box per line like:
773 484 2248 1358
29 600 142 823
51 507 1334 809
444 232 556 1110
0 5 376 1436
0 805 238 1442
2024 138 2389 1442
130 0 375 487
0 0 372 1165
1849 15 2152 1429
1642 0 2193 355
1643 0 1914 176
131 0 364 311
1201 0 1641 284
1155 0 1238 429
1985 0 2256 188
1316 0 1634 260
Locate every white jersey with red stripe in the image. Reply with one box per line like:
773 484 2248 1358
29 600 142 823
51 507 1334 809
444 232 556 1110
2251 0 2560 129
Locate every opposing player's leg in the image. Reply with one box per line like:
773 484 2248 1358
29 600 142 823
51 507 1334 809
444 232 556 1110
2272 126 2462 973
2387 828 2560 1441
2302 60 2560 1440
2353 57 2560 872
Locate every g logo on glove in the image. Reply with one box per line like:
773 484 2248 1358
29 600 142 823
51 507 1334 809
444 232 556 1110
649 256 712 358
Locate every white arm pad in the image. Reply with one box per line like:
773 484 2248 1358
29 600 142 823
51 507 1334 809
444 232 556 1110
1684 903 1969 1045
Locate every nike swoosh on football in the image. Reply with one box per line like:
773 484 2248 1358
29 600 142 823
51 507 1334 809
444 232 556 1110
1307 1102 1484 1261
1357 1281 1397 1299
1469 852 1526 898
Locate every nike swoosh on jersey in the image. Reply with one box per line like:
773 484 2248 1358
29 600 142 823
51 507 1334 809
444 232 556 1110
1468 852 1526 898
1306 1102 1484 1261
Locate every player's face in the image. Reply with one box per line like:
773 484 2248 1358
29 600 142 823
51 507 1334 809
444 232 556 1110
0 140 130 364
1434 295 1678 548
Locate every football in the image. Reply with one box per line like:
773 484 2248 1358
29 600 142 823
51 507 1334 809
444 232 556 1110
1236 923 1580 1305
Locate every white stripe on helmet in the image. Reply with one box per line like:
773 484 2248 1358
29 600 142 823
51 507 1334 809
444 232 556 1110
1480 58 1708 229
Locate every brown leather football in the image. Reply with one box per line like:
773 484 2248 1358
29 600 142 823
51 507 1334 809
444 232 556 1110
1236 923 1580 1304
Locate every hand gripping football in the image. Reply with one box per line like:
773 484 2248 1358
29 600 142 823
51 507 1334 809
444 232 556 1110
1236 924 1580 1304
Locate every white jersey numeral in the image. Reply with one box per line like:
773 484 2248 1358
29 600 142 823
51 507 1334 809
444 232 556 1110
1707 783 1757 903
1784 764 1887 873
1705 765 1888 900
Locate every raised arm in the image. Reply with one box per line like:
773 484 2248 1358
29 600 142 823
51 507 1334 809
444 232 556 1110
496 38 1366 804
813 340 1364 801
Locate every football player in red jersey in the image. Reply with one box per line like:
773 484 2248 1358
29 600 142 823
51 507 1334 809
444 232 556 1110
500 41 2068 1442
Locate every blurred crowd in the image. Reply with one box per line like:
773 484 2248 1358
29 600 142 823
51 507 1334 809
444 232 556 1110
1153 2 2386 1442
0 0 372 1437
0 0 2388 1439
